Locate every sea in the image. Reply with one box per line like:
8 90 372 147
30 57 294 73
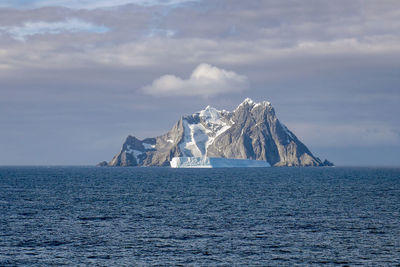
0 166 399 266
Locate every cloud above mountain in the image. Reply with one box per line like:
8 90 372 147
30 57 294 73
142 63 249 97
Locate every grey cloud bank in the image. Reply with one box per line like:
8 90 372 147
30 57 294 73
0 0 399 165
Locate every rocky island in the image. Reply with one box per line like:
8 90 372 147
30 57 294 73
99 98 333 167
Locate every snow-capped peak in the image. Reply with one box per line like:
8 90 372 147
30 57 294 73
199 105 222 124
235 97 272 111
234 98 254 111
243 97 254 105
253 100 271 109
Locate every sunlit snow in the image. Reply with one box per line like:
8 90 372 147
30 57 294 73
179 105 233 157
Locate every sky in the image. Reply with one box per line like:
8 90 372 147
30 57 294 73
0 0 399 166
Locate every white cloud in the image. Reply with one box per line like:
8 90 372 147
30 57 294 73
141 63 249 97
0 18 109 41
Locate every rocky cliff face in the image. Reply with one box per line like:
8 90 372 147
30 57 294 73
102 98 332 167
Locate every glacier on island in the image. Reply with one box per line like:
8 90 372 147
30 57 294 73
101 98 333 167
170 157 271 168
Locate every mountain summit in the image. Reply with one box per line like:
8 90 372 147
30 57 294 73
102 98 332 167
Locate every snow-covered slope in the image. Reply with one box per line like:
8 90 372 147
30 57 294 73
102 98 333 167
179 106 233 157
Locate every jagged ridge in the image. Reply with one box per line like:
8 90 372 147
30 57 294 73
100 98 333 167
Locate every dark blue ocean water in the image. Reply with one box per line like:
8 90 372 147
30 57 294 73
0 167 399 266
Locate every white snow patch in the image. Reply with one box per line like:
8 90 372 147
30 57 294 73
179 104 238 157
243 97 254 105
179 120 207 157
199 105 223 124
143 143 156 149
180 105 234 156
235 98 272 112
235 97 255 111
253 103 262 109
262 100 271 106
253 101 270 110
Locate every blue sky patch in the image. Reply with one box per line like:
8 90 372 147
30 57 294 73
0 18 109 40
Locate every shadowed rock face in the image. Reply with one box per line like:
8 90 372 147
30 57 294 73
102 98 332 167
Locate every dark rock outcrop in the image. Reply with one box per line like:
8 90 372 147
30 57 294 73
97 161 108 167
322 159 335 166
